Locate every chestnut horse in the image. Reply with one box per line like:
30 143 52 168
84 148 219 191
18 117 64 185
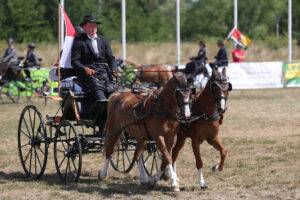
171 66 232 189
125 60 175 87
99 72 191 191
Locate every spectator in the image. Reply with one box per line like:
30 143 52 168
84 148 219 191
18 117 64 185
232 44 246 62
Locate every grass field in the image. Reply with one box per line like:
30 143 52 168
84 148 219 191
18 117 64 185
0 88 299 200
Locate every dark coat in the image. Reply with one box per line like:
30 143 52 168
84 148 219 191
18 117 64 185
24 50 40 67
71 33 117 94
71 34 117 76
2 47 17 63
214 47 228 66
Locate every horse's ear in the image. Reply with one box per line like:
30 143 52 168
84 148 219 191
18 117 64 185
222 66 226 75
228 82 233 91
209 63 218 71
210 65 218 78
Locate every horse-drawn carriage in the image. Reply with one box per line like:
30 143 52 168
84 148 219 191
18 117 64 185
17 66 163 183
17 62 232 191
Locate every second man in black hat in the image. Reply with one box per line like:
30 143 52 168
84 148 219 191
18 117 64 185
71 14 117 101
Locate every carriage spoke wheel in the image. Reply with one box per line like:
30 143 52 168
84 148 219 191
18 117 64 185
142 141 162 176
54 120 82 183
18 105 48 179
110 132 136 173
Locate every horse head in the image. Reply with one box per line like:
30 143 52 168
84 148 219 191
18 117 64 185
161 72 192 120
209 66 232 113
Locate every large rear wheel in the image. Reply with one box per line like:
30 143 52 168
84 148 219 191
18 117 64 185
110 132 136 173
54 120 82 183
18 105 48 179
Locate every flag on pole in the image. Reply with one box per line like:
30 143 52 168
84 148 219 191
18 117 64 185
227 28 252 48
59 5 75 68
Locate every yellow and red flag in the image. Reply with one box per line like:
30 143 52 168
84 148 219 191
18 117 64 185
227 28 252 48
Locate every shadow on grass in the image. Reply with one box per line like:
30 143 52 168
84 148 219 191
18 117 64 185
0 171 181 197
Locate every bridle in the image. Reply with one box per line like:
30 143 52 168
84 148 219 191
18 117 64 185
210 77 232 112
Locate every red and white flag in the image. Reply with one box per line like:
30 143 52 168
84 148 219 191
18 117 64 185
59 5 75 68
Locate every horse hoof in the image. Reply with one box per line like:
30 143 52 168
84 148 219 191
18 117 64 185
200 185 208 190
211 165 218 172
160 173 170 181
172 186 180 192
148 177 157 186
98 170 107 180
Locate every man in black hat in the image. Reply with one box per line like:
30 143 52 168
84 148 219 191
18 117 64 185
71 14 117 102
211 40 228 67
24 43 40 80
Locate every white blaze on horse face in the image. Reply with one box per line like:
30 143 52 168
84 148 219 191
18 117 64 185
220 98 226 111
183 94 191 118
99 159 110 180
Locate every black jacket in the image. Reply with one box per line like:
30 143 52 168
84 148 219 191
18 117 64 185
215 47 228 65
71 34 117 76
24 50 40 67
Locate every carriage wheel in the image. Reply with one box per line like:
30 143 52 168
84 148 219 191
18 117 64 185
18 105 48 179
0 81 20 103
110 132 136 173
54 120 82 183
142 141 162 176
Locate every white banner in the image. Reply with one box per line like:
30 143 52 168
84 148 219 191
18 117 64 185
226 62 283 89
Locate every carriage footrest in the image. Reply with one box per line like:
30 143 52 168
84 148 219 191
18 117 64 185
77 119 95 127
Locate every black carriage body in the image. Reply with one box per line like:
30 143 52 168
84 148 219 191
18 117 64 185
59 68 107 126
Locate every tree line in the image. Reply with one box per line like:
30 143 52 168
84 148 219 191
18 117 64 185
0 0 299 43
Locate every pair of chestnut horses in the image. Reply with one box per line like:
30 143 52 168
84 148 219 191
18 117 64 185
99 65 232 191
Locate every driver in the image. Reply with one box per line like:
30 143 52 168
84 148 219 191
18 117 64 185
0 38 18 80
71 14 117 102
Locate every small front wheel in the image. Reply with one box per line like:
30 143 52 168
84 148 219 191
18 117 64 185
54 120 82 183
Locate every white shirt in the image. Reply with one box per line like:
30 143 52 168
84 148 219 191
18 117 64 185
88 34 99 56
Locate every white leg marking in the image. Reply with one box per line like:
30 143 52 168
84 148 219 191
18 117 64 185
98 159 110 180
173 163 179 182
198 169 207 188
137 158 149 184
166 164 179 188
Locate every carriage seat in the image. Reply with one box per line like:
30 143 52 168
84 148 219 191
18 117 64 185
59 68 88 99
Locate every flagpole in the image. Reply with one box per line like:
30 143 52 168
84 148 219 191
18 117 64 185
60 0 65 50
234 0 238 28
176 0 181 65
288 0 292 63
121 0 126 64
57 4 61 93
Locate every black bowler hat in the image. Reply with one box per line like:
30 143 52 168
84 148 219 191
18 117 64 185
80 14 101 26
